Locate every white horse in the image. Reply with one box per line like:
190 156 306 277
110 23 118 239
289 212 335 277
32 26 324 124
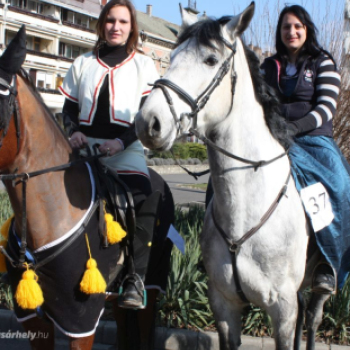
136 3 330 349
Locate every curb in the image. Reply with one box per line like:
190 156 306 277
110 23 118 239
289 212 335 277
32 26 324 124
0 309 346 350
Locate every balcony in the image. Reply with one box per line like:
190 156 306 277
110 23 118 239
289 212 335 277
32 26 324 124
26 49 74 63
7 5 59 23
62 20 95 34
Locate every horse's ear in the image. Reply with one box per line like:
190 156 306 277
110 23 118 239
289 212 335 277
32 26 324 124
179 3 198 36
0 25 26 79
225 1 255 38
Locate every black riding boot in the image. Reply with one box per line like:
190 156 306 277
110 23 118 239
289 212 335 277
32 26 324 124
119 191 162 309
312 262 336 294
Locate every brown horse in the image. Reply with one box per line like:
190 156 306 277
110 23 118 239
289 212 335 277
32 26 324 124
0 26 173 350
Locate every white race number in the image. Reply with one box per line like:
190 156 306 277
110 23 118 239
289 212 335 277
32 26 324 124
300 182 334 232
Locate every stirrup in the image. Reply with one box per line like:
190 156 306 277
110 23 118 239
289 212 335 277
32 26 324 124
118 274 147 310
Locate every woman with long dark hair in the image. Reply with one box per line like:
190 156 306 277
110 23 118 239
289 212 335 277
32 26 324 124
261 5 350 294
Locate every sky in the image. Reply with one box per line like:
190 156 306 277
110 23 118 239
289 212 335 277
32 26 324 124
133 0 344 58
133 0 343 26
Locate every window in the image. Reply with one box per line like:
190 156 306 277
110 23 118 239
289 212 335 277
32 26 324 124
37 72 52 89
26 35 41 51
61 9 89 28
34 37 40 51
8 0 43 13
5 31 16 46
59 42 88 59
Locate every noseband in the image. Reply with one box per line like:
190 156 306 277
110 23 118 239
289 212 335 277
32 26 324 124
150 39 237 131
0 75 21 153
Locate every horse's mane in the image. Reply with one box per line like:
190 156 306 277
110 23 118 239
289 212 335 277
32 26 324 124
176 17 294 150
243 46 293 149
18 68 69 142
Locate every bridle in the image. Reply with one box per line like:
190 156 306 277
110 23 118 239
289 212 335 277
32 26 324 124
0 75 21 153
151 36 288 170
151 39 237 132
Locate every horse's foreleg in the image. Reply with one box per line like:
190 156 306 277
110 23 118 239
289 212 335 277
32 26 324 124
305 293 330 350
112 300 130 349
208 283 243 350
294 291 306 350
268 289 299 350
22 316 55 350
112 289 159 350
69 334 95 350
137 289 159 350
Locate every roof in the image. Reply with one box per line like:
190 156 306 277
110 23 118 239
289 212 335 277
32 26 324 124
136 10 180 42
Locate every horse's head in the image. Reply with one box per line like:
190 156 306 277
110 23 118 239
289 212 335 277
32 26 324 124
136 2 255 150
0 26 26 170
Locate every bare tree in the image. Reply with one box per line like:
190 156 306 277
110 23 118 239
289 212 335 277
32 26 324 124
334 54 350 162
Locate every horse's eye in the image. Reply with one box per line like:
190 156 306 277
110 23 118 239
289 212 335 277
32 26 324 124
204 55 218 66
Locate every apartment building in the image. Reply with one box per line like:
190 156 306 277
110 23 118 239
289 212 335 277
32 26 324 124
0 0 180 115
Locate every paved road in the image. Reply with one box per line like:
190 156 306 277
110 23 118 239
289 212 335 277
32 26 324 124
1 173 210 206
161 173 210 206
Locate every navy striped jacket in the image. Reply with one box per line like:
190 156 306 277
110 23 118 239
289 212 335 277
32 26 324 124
261 54 341 137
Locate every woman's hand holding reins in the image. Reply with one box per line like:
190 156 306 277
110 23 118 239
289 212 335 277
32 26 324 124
99 139 124 157
69 131 88 149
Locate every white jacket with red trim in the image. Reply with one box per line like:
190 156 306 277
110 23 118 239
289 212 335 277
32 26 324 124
59 50 158 127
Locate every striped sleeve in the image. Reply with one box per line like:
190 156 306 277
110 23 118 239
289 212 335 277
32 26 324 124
293 56 341 134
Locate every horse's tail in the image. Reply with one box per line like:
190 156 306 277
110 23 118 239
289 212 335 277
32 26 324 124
294 291 305 350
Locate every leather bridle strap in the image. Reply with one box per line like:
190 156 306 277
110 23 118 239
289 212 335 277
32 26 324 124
150 40 237 130
189 127 288 171
211 170 291 302
0 76 21 153
0 152 107 182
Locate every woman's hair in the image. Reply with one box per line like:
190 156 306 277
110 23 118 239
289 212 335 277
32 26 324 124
275 5 322 69
94 0 141 54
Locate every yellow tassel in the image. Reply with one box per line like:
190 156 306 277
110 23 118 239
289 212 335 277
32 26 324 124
80 234 106 294
105 213 127 244
15 263 44 309
0 240 7 272
0 215 13 240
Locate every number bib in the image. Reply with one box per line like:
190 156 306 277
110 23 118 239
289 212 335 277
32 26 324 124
300 182 334 232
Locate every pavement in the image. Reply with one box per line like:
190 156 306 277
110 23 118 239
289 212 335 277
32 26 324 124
0 309 345 349
0 166 347 349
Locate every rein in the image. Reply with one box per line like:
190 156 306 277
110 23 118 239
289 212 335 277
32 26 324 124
189 128 288 171
0 152 107 268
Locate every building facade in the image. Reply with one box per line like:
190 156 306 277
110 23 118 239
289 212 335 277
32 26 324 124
0 0 180 115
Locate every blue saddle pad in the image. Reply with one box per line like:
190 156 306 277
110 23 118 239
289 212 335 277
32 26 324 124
289 135 350 288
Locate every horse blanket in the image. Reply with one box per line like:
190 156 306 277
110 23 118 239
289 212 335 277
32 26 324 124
289 135 350 288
